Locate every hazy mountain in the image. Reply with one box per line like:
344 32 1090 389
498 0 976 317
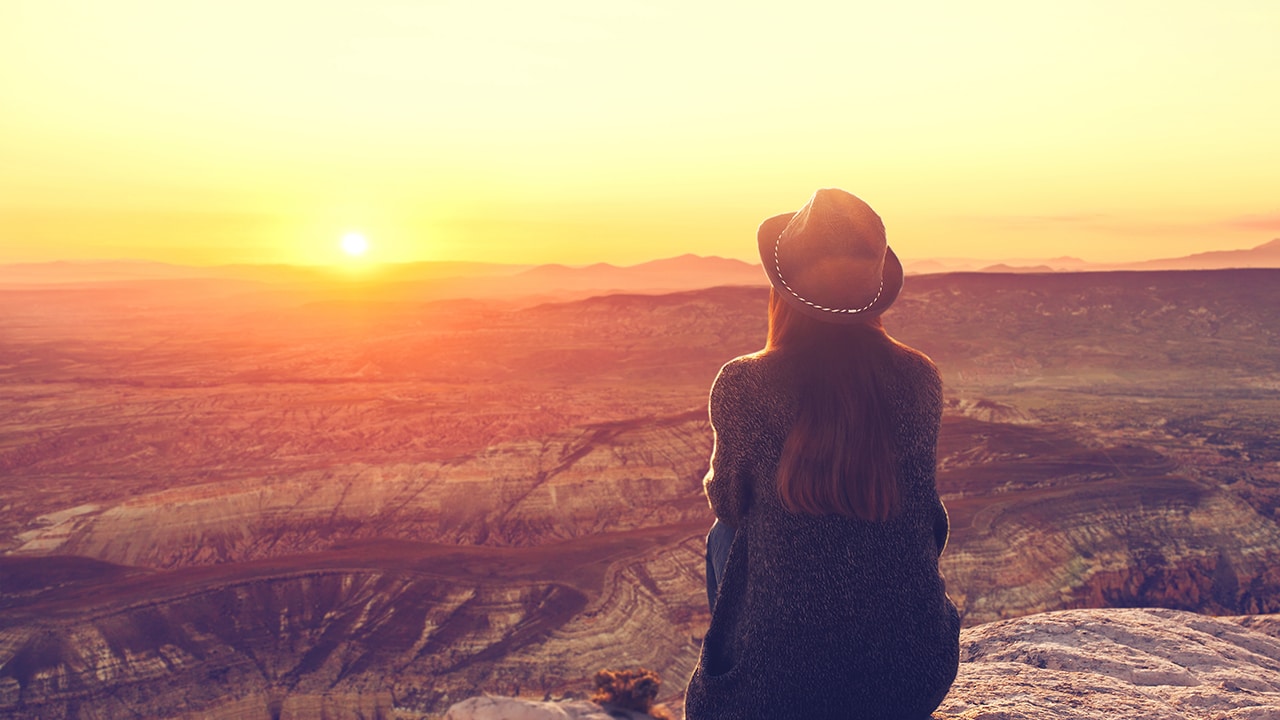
0 259 218 284
905 239 1280 274
1123 238 1280 270
902 256 1089 273
500 253 763 292
977 263 1057 273
332 254 765 304
0 259 532 287
0 255 764 309
8 239 1278 303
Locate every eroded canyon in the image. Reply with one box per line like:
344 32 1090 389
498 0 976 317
1 268 1278 718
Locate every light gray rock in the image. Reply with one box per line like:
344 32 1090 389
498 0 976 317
444 696 616 720
444 695 659 720
938 608 1280 719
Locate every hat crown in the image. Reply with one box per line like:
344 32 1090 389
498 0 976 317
774 189 889 314
780 189 887 260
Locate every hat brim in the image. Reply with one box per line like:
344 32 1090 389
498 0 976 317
757 212 903 323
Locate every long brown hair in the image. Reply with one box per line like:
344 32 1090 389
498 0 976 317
766 288 901 521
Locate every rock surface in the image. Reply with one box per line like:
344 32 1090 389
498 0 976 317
939 608 1280 719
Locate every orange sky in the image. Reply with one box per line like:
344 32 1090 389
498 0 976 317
2 1 1278 267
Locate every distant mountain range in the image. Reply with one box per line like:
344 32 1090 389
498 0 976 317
0 253 767 304
3 239 1277 297
0 258 534 285
912 238 1280 274
1120 238 1280 270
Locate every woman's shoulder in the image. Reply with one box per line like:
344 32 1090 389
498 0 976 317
709 352 796 421
713 351 773 387
881 340 943 419
885 339 942 387
711 352 766 402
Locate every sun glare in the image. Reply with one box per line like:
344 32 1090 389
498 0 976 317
341 232 369 257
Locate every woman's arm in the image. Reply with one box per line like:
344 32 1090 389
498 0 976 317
703 360 754 527
918 352 948 556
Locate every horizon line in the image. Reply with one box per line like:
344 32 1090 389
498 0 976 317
3 237 1278 272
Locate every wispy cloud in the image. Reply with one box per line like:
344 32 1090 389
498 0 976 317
964 213 1197 237
1222 213 1280 232
990 214 1111 226
967 212 1280 237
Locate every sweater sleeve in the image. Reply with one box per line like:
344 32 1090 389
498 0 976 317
918 353 948 557
703 360 753 528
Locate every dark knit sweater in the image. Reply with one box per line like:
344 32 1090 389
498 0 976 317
683 346 960 720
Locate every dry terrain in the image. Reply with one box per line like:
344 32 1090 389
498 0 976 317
1 267 1278 718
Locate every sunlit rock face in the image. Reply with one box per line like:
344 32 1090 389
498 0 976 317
935 419 1280 625
12 410 1280 628
937 608 1280 719
14 406 1280 626
13 412 712 568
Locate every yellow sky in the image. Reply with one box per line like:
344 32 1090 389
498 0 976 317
2 0 1278 266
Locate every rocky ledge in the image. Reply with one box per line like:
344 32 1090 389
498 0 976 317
938 608 1280 719
447 608 1280 720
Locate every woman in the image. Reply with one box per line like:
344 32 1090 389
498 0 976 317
684 189 960 720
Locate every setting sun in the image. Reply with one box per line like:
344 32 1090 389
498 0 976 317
341 232 369 257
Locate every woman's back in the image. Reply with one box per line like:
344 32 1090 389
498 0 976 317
684 346 959 720
684 188 960 720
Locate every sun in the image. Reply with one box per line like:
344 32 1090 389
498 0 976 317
340 232 369 257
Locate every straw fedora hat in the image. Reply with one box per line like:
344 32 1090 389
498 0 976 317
758 188 903 323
